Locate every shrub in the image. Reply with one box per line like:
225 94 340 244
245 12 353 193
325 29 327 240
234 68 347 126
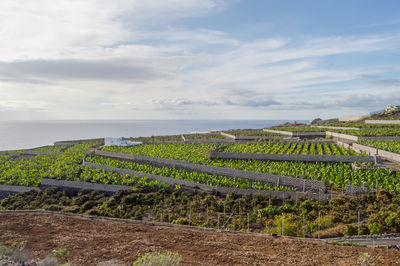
133 251 181 266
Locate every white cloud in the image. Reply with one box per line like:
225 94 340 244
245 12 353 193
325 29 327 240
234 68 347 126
0 0 399 120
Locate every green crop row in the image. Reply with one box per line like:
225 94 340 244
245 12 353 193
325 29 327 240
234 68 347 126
266 126 327 132
32 145 68 153
223 142 360 156
358 140 400 155
85 155 293 191
0 143 172 190
125 133 229 143
223 129 282 137
80 166 169 189
330 128 400 137
315 122 400 129
102 144 400 191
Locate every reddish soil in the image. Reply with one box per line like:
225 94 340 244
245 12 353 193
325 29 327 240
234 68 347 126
0 211 399 265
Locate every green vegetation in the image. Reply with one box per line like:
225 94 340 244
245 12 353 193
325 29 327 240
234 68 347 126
315 122 400 128
4 188 400 237
330 128 400 137
267 126 327 132
327 240 366 247
126 135 184 142
102 144 399 190
86 155 292 191
126 133 228 142
133 251 181 266
32 145 69 153
223 129 281 137
223 142 361 156
358 140 400 154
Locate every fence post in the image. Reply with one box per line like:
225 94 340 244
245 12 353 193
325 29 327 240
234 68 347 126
277 176 280 187
318 212 321 239
247 213 250 231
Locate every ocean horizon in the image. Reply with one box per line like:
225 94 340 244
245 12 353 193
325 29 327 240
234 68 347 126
0 119 307 150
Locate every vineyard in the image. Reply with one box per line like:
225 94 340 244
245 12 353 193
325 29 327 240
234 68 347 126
222 142 362 156
358 140 400 154
101 144 400 191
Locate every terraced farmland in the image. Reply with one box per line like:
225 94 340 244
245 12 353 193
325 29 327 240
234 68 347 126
330 128 400 137
358 140 400 154
101 144 400 190
222 142 361 156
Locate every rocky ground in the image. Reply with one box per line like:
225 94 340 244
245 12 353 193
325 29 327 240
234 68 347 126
1 211 400 265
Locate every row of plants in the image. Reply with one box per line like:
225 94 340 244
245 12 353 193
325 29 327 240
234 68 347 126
266 126 327 133
0 143 98 186
357 140 400 155
330 128 400 137
85 155 292 191
222 142 361 156
314 122 400 129
126 133 229 143
2 187 400 237
101 143 400 190
31 145 69 153
223 129 282 137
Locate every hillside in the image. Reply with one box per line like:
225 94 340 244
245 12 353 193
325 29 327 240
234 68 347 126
1 211 399 265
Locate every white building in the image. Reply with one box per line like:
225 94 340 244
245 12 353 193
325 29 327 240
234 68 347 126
104 137 142 147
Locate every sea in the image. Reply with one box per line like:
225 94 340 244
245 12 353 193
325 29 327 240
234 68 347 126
0 120 306 150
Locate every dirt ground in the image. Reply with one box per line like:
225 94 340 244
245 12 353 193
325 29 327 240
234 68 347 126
1 211 399 265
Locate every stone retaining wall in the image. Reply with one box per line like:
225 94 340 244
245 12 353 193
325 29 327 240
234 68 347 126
0 185 39 199
88 149 327 192
377 149 400 163
365 120 400 125
210 151 375 163
352 143 378 156
326 131 359 142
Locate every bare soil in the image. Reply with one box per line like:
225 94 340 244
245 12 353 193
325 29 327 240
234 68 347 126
1 211 399 265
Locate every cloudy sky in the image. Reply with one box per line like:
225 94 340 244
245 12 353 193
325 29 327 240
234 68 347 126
0 0 399 120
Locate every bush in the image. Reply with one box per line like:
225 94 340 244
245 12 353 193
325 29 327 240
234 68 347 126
344 224 358 236
133 251 181 266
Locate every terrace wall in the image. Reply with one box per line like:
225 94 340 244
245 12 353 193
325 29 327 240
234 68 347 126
0 185 39 199
365 120 400 125
209 151 375 163
87 149 327 192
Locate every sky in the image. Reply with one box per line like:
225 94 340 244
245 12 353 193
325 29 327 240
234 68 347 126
0 0 399 121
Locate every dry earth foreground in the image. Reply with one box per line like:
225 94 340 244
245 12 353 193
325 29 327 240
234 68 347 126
1 211 400 265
